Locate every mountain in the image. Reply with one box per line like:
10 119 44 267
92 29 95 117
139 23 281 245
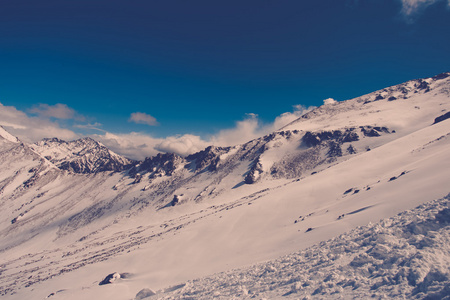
30 137 134 173
0 72 449 300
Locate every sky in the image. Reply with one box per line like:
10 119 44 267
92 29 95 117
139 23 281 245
0 0 449 159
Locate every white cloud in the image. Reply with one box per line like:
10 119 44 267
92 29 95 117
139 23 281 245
93 132 161 160
272 105 316 130
155 134 210 157
399 0 449 20
323 98 337 105
210 113 261 146
93 105 315 159
211 105 315 147
129 112 159 126
0 102 79 143
29 103 85 121
93 132 209 160
400 0 436 15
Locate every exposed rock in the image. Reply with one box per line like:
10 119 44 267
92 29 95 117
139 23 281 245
302 129 361 148
347 144 357 154
171 195 180 206
245 159 264 184
361 128 380 137
342 131 359 143
373 126 390 133
327 141 342 158
185 146 230 172
432 72 450 80
99 272 121 285
302 131 322 147
416 79 430 92
433 111 450 124
130 153 185 178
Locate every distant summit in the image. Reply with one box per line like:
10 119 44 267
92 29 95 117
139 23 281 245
31 137 134 174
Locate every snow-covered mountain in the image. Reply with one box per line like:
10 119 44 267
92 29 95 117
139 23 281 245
0 72 449 300
30 137 134 173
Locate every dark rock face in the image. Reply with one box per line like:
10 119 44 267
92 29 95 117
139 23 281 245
185 146 230 172
302 128 361 148
373 126 390 133
342 131 359 143
130 153 184 178
327 141 342 158
245 159 263 184
263 130 300 142
433 111 450 125
347 145 357 154
361 126 389 137
416 79 430 92
171 195 180 206
362 128 380 137
432 72 450 80
99 272 121 285
302 132 322 147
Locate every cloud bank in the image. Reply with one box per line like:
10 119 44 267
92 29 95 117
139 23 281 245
91 132 210 160
0 103 80 143
0 102 316 160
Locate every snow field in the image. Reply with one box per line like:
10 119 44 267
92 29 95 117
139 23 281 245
148 194 450 299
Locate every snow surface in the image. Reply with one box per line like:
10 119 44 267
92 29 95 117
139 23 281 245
0 73 449 300
141 194 450 299
0 126 19 143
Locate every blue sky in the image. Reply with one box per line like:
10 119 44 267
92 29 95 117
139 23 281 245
0 0 449 159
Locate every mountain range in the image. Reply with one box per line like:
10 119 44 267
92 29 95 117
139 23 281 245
0 72 449 299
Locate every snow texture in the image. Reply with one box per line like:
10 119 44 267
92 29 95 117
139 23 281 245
144 194 450 299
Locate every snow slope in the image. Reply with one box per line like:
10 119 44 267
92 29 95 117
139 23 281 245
149 194 450 299
0 73 449 299
0 126 20 144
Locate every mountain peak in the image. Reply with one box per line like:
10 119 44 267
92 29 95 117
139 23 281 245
31 136 133 174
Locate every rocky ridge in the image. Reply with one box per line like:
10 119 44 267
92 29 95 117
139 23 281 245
31 137 134 174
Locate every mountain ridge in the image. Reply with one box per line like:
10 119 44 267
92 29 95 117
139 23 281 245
30 136 134 174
